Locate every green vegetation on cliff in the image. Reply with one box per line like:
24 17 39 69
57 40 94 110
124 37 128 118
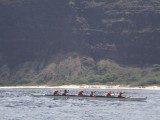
0 0 160 86
1 54 160 86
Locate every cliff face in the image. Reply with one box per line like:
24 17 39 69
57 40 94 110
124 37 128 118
0 0 160 85
0 0 80 67
0 0 160 66
73 0 160 64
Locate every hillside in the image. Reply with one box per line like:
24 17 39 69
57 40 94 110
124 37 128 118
0 0 160 86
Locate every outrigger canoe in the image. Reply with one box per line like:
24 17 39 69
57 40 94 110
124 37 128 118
31 94 147 101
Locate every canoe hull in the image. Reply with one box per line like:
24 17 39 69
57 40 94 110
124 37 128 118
32 94 147 101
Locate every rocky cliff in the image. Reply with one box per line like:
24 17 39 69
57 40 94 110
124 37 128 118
0 0 160 85
73 0 160 65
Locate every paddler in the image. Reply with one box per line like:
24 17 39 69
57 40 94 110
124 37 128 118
78 90 84 96
62 89 68 96
90 91 96 97
118 92 124 98
52 90 59 95
106 91 112 97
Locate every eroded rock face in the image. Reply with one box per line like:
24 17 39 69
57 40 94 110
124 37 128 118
0 0 160 85
73 0 160 65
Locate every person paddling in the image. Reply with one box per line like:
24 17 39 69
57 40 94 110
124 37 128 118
52 90 58 95
106 91 112 97
62 89 68 96
78 90 84 96
118 92 124 98
90 91 96 97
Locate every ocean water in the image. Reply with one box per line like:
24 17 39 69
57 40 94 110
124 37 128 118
0 88 159 120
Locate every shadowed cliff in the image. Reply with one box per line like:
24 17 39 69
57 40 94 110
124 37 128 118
0 0 160 85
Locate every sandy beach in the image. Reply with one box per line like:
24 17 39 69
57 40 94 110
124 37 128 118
0 85 160 90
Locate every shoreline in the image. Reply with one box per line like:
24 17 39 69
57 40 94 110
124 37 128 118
0 85 160 90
